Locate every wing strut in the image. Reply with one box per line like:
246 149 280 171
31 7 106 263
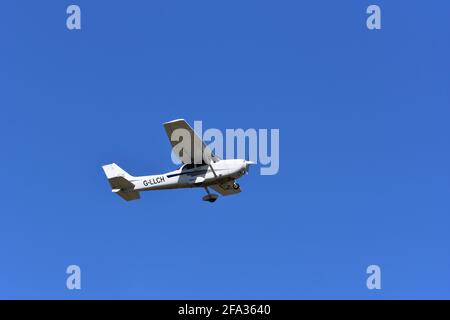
209 164 218 177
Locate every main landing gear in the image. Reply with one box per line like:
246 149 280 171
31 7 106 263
202 187 218 203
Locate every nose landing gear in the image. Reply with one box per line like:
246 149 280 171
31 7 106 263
233 182 240 190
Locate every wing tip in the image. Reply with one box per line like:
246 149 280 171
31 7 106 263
164 118 186 125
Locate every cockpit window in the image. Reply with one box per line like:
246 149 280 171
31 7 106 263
181 163 204 171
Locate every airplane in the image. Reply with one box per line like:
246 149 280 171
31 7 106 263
102 119 254 202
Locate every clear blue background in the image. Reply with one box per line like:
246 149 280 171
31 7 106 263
1 1 449 299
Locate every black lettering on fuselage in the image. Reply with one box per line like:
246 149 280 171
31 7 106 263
143 176 165 187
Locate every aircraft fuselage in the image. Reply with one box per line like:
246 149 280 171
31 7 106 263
130 159 247 192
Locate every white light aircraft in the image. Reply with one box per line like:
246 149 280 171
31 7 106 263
102 119 254 202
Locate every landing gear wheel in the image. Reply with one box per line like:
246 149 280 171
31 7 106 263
233 182 240 190
202 194 218 203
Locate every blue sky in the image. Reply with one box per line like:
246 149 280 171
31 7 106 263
1 1 449 299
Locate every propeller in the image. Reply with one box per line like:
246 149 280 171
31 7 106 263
244 160 256 174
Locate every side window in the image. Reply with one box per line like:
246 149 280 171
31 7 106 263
181 163 203 171
182 163 196 171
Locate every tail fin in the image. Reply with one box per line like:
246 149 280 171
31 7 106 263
102 163 134 180
102 163 140 201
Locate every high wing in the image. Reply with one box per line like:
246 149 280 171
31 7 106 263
211 181 241 196
164 119 220 165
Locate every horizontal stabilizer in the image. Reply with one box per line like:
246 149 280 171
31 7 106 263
116 189 140 201
107 176 135 191
102 163 140 201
